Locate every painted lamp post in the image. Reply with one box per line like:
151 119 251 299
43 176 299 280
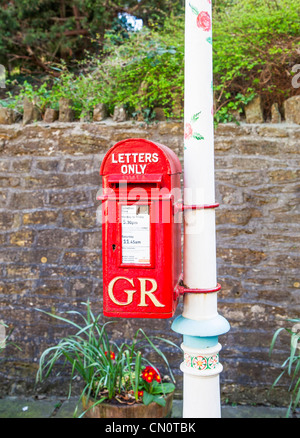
98 0 229 418
171 1 230 418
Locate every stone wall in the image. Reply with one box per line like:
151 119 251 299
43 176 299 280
0 120 299 406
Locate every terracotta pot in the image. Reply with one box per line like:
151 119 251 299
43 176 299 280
82 391 174 418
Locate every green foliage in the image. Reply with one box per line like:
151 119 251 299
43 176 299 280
4 14 184 120
213 0 300 120
36 301 177 417
2 0 299 123
0 0 183 73
5 80 53 113
98 17 184 118
269 318 300 417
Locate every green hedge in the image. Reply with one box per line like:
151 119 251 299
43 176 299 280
3 0 300 123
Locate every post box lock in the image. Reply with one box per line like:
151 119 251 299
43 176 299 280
98 138 182 319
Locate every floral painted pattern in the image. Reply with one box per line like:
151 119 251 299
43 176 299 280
189 2 212 44
189 3 211 32
184 111 204 147
192 355 207 371
208 354 219 369
184 352 191 368
184 352 219 371
196 11 211 31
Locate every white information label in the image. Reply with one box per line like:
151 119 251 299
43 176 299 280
121 205 150 264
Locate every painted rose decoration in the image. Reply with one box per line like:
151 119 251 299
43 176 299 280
196 11 211 32
184 122 193 140
189 2 212 42
184 111 204 147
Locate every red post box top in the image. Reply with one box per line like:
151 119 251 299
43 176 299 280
100 138 182 177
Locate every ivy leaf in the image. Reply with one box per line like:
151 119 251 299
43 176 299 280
193 133 204 140
191 111 201 122
189 3 199 16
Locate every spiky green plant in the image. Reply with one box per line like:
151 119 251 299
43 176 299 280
269 318 300 417
0 322 20 354
36 301 177 417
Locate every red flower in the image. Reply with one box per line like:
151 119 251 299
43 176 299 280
184 123 193 140
105 351 115 360
138 390 144 397
142 366 161 384
196 11 211 32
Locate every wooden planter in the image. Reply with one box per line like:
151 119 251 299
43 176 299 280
82 392 174 419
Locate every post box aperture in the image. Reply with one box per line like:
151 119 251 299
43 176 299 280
99 138 182 319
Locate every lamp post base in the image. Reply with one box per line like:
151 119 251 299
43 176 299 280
180 342 223 418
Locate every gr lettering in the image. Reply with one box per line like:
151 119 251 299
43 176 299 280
108 276 165 307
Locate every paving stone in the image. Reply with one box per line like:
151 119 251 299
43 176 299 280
0 397 56 418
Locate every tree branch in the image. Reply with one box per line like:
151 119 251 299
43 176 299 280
26 46 60 77
58 29 89 37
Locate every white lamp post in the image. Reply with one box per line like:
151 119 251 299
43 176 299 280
172 0 230 418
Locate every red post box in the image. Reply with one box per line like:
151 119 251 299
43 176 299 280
99 138 182 319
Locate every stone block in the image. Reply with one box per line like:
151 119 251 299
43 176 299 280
48 190 89 206
43 108 58 123
36 229 81 248
63 250 101 266
63 157 94 173
24 173 71 189
283 95 300 124
59 98 74 122
62 208 97 229
245 96 264 124
9 230 34 247
36 158 60 172
172 94 183 119
0 175 20 188
153 107 166 121
93 103 107 121
10 191 44 209
271 103 281 123
80 111 91 122
113 105 127 122
10 158 32 172
0 107 21 124
23 210 58 226
0 212 19 230
135 81 149 121
23 97 42 125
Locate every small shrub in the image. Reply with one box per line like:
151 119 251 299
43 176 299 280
36 301 177 417
2 1 300 123
213 0 300 120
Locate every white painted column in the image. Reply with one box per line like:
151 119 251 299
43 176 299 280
172 0 229 418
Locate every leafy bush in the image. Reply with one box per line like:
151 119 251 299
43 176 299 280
96 17 184 119
0 0 183 73
2 0 300 123
213 0 300 120
36 302 177 416
3 15 184 121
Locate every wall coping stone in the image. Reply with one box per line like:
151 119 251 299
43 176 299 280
0 120 299 157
